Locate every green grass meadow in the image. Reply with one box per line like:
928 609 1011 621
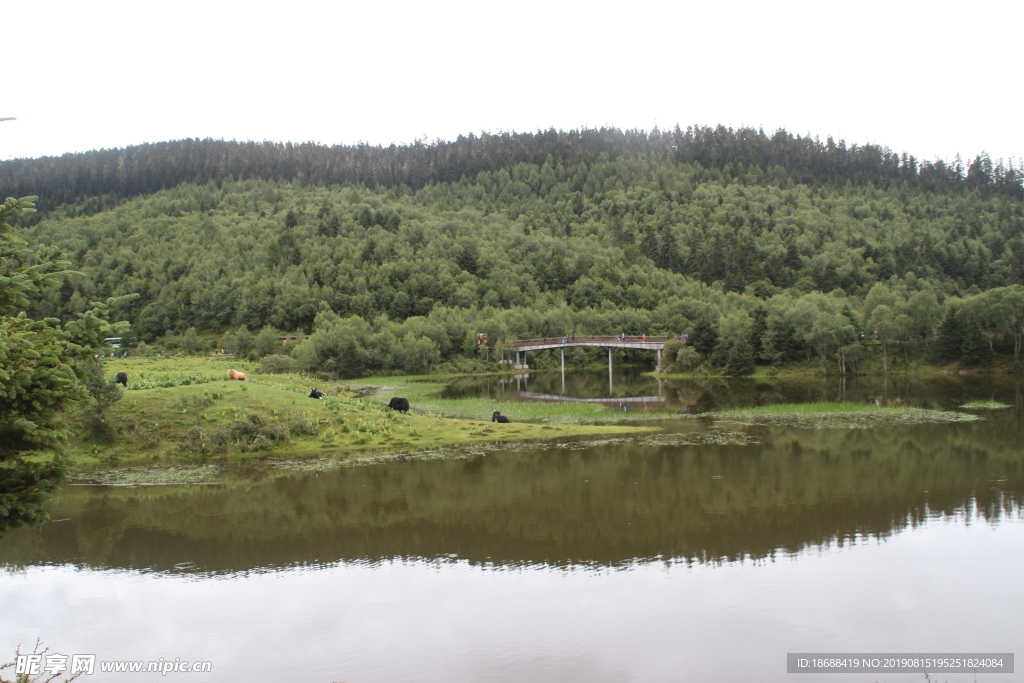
59 357 656 468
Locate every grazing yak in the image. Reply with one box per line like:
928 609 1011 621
387 397 410 413
114 372 128 387
228 369 247 381
492 411 510 423
309 388 324 399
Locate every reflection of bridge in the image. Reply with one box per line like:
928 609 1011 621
510 336 669 384
517 392 664 405
500 369 664 402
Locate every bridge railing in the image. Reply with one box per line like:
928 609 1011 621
512 335 669 346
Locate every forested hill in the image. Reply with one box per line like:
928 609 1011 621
9 127 1024 376
3 127 1022 218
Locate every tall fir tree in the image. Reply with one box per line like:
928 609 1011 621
0 197 134 533
689 319 719 358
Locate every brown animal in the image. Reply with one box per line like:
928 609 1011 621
228 369 247 381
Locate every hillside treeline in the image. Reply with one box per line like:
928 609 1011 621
3 127 1022 218
14 143 1024 377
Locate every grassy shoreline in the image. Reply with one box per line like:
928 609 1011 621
653 356 1024 381
357 375 674 424
48 357 659 472
49 354 1007 476
700 402 981 429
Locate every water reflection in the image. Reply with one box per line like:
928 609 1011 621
2 404 1022 576
441 369 667 403
5 376 1024 683
439 369 1024 419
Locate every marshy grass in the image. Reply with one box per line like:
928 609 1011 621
960 400 1012 410
700 402 982 429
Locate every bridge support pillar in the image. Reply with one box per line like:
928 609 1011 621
560 349 565 395
608 347 613 395
656 348 662 371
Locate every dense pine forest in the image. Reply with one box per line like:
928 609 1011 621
5 126 1024 377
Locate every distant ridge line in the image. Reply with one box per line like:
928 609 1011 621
3 126 1021 218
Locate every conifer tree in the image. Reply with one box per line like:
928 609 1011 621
657 223 681 271
934 309 964 362
0 197 132 532
749 306 768 361
725 337 756 376
959 321 991 365
689 319 719 358
639 227 659 263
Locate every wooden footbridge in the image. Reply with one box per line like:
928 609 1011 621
510 336 669 373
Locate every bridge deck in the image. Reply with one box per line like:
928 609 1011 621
512 335 668 351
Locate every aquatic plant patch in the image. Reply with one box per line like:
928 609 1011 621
263 457 346 474
698 403 982 429
72 464 222 486
342 435 639 465
960 401 1012 410
640 430 760 447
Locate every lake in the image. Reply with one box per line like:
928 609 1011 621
2 372 1022 682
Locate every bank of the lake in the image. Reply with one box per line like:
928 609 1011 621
654 355 1024 381
52 354 1018 478
50 357 658 473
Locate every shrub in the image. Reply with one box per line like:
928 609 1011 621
664 343 701 373
245 435 272 452
211 428 232 452
88 415 116 443
288 411 321 436
259 354 297 374
263 423 290 442
662 338 685 367
79 358 123 426
185 426 206 450
676 346 702 371
231 415 262 443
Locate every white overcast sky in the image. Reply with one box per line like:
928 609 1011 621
3 0 1021 165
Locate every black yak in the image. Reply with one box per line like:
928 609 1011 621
114 372 128 387
492 411 510 423
387 397 410 413
309 388 324 399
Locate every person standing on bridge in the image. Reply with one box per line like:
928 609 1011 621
641 333 647 342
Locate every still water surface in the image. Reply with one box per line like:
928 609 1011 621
2 373 1023 682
